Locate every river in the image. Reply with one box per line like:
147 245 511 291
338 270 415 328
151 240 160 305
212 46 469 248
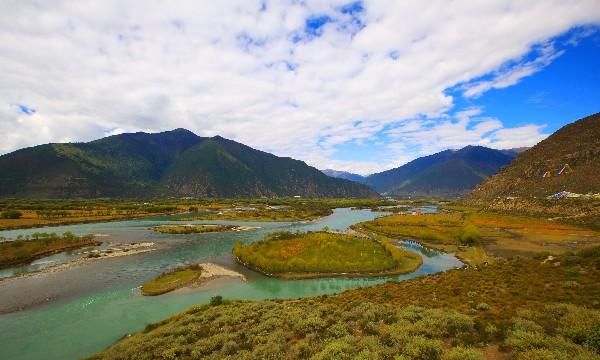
0 207 462 360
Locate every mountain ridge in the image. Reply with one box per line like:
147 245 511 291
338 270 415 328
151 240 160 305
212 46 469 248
0 130 378 199
364 145 516 198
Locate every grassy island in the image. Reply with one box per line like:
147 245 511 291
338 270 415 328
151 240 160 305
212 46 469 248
152 224 242 234
0 231 99 268
232 231 422 279
141 265 203 296
141 263 246 296
177 205 333 222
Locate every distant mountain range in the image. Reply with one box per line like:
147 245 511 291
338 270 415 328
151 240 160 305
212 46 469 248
468 112 600 201
0 129 378 198
320 169 365 183
322 146 518 198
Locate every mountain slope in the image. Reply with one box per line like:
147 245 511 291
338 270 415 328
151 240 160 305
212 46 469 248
468 112 600 201
365 146 516 198
0 130 378 198
321 169 365 183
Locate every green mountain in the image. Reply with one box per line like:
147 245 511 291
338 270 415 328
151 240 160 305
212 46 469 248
364 146 516 198
0 129 378 198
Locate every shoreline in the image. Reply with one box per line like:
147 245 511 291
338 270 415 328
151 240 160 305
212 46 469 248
142 262 246 296
0 240 102 270
233 253 423 280
0 242 156 282
0 212 185 232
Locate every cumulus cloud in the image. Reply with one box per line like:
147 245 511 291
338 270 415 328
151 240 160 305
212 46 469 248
385 107 548 161
1 0 599 174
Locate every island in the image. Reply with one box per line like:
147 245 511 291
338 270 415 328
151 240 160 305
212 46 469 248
151 224 257 234
232 231 422 279
0 232 100 268
141 263 246 296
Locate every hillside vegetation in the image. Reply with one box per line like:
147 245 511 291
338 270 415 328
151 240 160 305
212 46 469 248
233 231 422 278
0 129 378 198
467 112 600 227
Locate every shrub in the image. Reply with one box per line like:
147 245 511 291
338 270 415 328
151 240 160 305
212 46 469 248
476 302 490 311
327 322 350 339
516 348 570 360
562 281 582 289
459 223 481 246
1 209 23 219
442 346 484 360
210 296 223 306
402 336 443 360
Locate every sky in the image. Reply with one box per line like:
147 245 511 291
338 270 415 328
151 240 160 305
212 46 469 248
1 1 600 175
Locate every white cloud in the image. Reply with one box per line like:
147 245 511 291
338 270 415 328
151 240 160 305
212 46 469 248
462 42 565 98
0 0 599 175
385 107 548 160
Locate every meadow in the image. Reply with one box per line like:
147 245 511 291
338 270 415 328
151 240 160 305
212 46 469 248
356 207 600 264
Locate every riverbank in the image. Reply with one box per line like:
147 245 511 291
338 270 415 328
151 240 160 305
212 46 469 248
0 232 101 269
0 242 156 282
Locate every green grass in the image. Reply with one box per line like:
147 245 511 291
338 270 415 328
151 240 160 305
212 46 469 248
90 247 600 360
141 265 202 296
0 232 98 268
151 224 236 234
233 231 422 278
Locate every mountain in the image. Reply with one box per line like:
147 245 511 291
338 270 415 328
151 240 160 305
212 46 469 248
0 129 378 198
500 147 530 157
321 169 365 183
468 112 600 201
364 146 516 198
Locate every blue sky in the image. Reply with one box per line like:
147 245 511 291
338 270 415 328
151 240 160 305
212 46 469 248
1 1 599 174
329 28 600 168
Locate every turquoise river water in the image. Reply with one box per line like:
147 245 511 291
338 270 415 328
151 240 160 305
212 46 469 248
0 208 462 360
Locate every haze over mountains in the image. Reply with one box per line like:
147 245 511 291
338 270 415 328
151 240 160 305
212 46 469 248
0 129 377 199
321 169 365 183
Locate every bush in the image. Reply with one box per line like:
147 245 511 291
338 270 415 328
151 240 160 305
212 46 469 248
210 296 223 306
475 303 490 311
516 348 570 360
459 223 482 246
1 209 23 219
402 336 443 360
442 346 484 360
